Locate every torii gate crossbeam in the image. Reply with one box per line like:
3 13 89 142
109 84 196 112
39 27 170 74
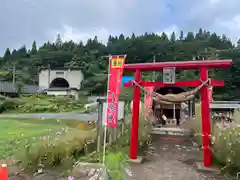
124 59 232 71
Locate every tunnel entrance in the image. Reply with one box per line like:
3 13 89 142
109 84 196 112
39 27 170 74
153 87 185 126
49 78 70 88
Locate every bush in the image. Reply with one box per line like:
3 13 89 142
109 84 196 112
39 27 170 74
105 152 128 180
104 112 151 180
0 95 86 113
191 105 240 173
0 95 8 101
213 126 240 172
18 129 96 171
0 98 23 113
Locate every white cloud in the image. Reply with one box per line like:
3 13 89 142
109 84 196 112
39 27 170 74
214 15 240 42
208 0 222 5
1 0 240 54
156 25 180 38
49 25 112 44
188 0 240 40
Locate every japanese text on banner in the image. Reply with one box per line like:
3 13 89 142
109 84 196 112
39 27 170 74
208 86 213 102
106 55 126 127
144 87 154 114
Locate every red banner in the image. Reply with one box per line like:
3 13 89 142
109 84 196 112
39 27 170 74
144 87 154 115
106 55 126 127
208 86 213 102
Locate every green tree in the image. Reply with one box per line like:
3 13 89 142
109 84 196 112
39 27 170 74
3 48 11 62
170 32 176 43
0 29 239 99
31 41 37 54
179 30 184 40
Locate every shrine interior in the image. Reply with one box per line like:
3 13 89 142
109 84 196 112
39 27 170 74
152 87 187 127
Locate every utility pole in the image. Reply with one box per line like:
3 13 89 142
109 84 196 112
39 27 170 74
12 62 16 86
48 63 51 87
153 53 156 82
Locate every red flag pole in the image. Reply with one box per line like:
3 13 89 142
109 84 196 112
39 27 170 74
102 55 112 164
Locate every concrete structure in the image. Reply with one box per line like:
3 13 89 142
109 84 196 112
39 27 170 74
38 68 84 99
0 76 40 95
210 101 240 122
210 101 240 109
46 87 80 100
0 77 18 94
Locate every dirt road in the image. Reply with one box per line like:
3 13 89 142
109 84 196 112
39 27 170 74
130 139 232 180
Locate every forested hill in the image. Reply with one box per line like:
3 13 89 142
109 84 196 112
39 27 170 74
0 28 240 100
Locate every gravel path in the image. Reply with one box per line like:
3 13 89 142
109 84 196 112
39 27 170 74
130 140 232 180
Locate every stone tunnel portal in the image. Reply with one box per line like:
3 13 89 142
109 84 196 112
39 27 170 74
49 78 70 88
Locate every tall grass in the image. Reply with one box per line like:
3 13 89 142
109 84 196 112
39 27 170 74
18 128 96 171
0 118 96 173
191 104 240 173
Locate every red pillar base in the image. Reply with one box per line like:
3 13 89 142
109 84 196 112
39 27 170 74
128 156 144 164
195 162 220 174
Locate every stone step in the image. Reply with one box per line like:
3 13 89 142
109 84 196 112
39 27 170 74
151 127 191 140
151 127 191 135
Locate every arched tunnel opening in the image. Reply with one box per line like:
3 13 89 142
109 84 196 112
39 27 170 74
49 78 70 88
152 87 185 125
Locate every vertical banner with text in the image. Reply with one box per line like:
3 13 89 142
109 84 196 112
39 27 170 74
106 55 126 127
208 86 213 102
144 87 154 115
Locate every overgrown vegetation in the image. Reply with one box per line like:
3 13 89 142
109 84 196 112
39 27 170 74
20 128 96 171
106 118 151 180
0 94 88 113
191 104 240 174
79 109 151 180
0 100 150 179
0 117 95 172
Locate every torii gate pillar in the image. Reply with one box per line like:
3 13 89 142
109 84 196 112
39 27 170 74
129 69 141 159
200 68 212 166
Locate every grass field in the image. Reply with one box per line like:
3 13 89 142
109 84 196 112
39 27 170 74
0 119 62 158
0 117 96 171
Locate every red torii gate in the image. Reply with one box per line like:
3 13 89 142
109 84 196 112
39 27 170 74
124 59 232 167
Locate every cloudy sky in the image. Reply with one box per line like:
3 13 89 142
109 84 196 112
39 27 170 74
0 0 239 55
